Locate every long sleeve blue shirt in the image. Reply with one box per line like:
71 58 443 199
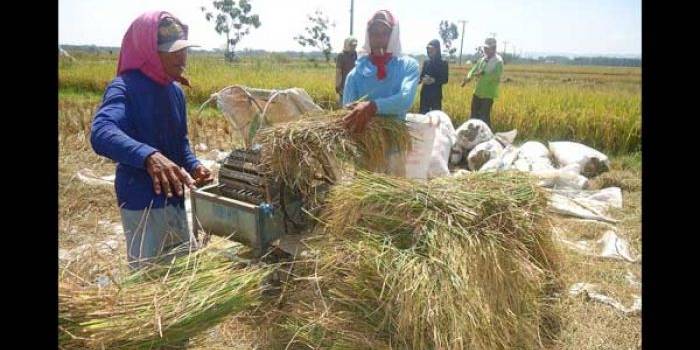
342 55 420 119
90 70 200 210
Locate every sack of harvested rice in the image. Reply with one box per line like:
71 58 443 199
402 114 438 179
480 144 520 172
454 119 494 152
532 164 589 190
494 129 518 147
425 111 457 179
548 141 610 178
467 139 504 171
449 144 465 165
513 141 555 172
589 187 623 209
402 113 456 180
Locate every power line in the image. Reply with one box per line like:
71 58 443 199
349 0 354 36
457 20 467 65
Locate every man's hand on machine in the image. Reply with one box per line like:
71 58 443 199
343 100 377 134
191 164 214 187
145 152 196 197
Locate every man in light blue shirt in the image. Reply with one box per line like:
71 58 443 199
342 10 420 133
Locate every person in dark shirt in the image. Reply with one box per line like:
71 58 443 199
419 39 449 114
335 37 358 106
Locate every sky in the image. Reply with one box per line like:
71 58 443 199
59 0 641 57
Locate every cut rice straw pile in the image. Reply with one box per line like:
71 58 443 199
253 111 412 201
266 170 563 350
59 238 272 350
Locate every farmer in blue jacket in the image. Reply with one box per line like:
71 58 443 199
341 9 419 175
342 9 420 132
91 11 212 269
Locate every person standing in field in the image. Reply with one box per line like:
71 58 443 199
341 10 420 176
90 11 213 269
460 37 503 127
419 39 449 114
342 9 420 133
335 37 358 107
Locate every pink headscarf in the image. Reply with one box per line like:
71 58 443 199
116 11 190 87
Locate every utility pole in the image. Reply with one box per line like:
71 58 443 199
502 40 508 64
457 20 467 65
350 0 354 36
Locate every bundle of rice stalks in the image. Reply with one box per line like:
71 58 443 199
253 111 412 201
59 238 272 349
271 171 562 350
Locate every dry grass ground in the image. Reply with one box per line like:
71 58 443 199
58 93 640 349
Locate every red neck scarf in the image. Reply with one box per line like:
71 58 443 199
370 52 393 80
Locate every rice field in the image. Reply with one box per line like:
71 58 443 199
59 53 640 154
58 52 641 349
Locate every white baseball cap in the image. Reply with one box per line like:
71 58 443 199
157 16 200 52
483 37 497 48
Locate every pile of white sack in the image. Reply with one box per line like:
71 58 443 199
401 113 610 189
450 118 611 188
397 112 620 223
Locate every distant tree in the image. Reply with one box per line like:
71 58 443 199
572 56 640 67
294 10 334 63
438 21 459 60
201 0 261 61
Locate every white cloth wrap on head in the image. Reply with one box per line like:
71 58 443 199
361 10 402 56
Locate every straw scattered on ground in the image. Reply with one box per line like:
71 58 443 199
59 238 272 350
